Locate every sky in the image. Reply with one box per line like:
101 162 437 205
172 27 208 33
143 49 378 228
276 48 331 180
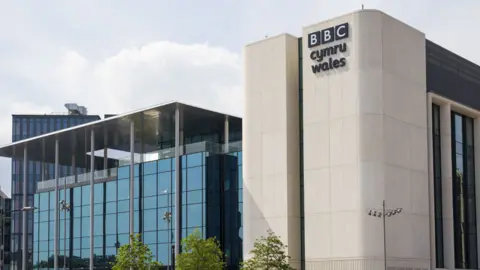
0 0 479 196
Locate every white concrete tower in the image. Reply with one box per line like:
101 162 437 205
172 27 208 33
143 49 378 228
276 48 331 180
301 10 429 269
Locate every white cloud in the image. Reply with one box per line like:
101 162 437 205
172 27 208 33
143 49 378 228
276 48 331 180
0 40 243 195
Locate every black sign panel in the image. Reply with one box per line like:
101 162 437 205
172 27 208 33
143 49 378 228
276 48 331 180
308 23 349 48
307 22 350 74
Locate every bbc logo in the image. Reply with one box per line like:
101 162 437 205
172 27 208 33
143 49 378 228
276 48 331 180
308 22 349 48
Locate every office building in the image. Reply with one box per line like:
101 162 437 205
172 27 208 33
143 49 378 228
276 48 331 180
0 188 11 270
11 104 100 269
244 9 480 270
0 102 242 269
2 8 480 270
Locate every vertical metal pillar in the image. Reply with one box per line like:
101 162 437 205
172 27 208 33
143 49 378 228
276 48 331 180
90 129 95 270
174 107 181 255
41 139 45 182
130 120 135 240
104 128 108 170
63 162 67 270
22 145 28 270
54 138 59 270
140 114 144 163
72 155 76 182
224 116 229 153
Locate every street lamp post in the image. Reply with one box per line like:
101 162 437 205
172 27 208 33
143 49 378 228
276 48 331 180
163 211 172 270
162 189 172 270
21 206 37 270
367 200 402 270
59 200 70 270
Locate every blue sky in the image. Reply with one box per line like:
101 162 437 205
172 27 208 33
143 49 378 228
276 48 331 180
0 0 479 195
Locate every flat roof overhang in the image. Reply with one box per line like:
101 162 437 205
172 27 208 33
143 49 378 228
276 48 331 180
0 101 241 168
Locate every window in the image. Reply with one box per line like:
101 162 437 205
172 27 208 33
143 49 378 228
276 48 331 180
144 209 156 232
187 190 202 204
158 172 171 194
106 214 117 235
106 181 117 202
39 192 49 211
104 202 114 214
144 231 156 244
118 213 129 234
187 167 203 191
82 205 90 217
187 204 202 228
106 235 116 247
94 216 103 236
73 218 81 238
117 200 129 213
432 104 444 268
95 236 103 248
82 217 90 237
452 112 477 269
118 166 129 180
94 204 103 215
144 174 157 197
144 197 157 210
158 159 171 172
118 179 129 200
187 153 203 168
81 186 90 205
94 183 104 203
143 161 157 175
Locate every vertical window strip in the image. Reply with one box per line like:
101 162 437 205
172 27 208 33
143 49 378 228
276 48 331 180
298 37 305 270
432 104 444 268
452 112 478 269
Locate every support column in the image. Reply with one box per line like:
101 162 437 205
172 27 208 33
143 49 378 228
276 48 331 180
440 103 454 269
224 116 229 153
90 129 95 270
104 128 108 170
140 114 144 163
22 145 27 270
72 154 76 182
41 139 45 182
54 138 59 270
72 132 77 182
130 120 135 240
174 106 181 255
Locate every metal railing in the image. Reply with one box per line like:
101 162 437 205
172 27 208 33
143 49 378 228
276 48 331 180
117 141 242 166
37 168 118 190
36 140 241 191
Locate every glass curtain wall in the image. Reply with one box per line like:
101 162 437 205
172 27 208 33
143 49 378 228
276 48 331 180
12 115 99 269
33 150 242 269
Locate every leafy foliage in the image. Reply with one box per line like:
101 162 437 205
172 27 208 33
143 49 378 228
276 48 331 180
175 230 225 270
242 229 295 270
111 234 162 270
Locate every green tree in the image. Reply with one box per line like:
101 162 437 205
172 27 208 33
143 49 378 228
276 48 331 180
242 229 295 270
111 234 162 270
175 230 225 270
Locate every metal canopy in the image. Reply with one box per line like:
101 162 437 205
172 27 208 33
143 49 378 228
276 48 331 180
0 101 241 168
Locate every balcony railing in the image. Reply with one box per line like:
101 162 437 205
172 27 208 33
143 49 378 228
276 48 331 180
36 141 241 191
117 141 242 166
37 168 118 191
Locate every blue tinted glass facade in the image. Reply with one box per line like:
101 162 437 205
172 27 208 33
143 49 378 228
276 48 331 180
33 151 242 269
11 115 100 269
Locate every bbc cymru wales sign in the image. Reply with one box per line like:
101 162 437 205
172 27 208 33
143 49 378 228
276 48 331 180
307 22 349 74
